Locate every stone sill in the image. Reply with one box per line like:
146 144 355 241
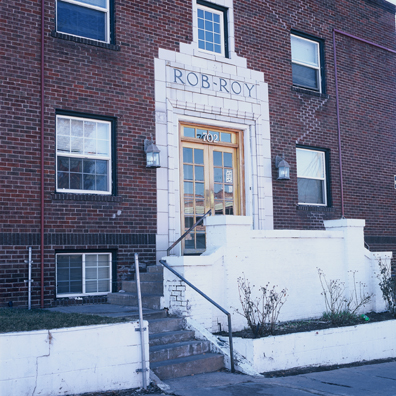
296 205 335 212
51 31 120 51
51 193 123 203
291 86 330 99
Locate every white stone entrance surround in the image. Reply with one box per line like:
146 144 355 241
155 0 274 260
162 216 391 333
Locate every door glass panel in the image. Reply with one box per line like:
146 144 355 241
225 169 233 183
214 167 223 182
197 129 207 140
196 233 206 249
225 184 233 199
209 131 220 141
184 165 193 180
221 132 232 143
195 182 204 197
214 184 223 199
195 166 204 181
185 216 194 228
184 182 193 196
225 202 234 215
196 200 205 215
224 152 232 167
215 201 224 215
184 127 195 138
185 234 195 248
194 149 204 164
213 151 222 166
183 147 193 163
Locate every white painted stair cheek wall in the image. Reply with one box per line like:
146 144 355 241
0 321 149 396
162 216 391 333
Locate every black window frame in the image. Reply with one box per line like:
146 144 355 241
55 0 115 45
55 109 117 196
296 145 332 207
197 0 229 58
291 30 326 94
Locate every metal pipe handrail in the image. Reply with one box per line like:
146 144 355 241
135 254 147 389
159 259 235 373
167 209 212 256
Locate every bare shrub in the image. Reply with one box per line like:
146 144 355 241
317 268 373 325
377 257 396 316
235 274 287 337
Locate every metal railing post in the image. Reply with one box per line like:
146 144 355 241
135 253 147 389
24 247 33 310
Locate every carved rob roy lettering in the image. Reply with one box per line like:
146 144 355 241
173 68 256 98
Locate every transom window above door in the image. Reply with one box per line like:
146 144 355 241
182 125 235 144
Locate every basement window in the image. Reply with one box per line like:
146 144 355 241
56 252 112 297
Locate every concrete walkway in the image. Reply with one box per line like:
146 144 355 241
162 362 396 396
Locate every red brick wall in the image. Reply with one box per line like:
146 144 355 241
2 0 396 306
1 0 191 307
234 0 396 268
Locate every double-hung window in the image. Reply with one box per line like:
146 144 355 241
291 33 324 92
56 0 111 43
297 148 327 206
197 1 228 57
56 115 112 194
56 252 112 296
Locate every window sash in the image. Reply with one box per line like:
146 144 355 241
197 4 225 56
56 0 110 43
56 115 112 194
291 34 321 91
297 148 327 206
56 253 112 297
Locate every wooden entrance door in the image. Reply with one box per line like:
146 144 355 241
180 124 243 255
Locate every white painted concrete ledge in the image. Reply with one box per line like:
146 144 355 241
231 319 396 373
0 321 149 396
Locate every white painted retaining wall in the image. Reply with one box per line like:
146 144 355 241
162 216 391 332
0 321 149 396
232 319 396 373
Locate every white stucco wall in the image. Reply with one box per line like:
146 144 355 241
162 216 391 333
0 321 149 396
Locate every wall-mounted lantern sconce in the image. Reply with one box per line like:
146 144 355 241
144 137 161 168
275 155 290 180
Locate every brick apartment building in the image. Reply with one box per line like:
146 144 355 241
1 0 396 308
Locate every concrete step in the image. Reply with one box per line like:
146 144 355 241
149 330 196 347
139 266 164 282
148 317 184 334
107 292 162 310
147 265 163 273
150 353 224 380
122 280 163 295
149 340 211 363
